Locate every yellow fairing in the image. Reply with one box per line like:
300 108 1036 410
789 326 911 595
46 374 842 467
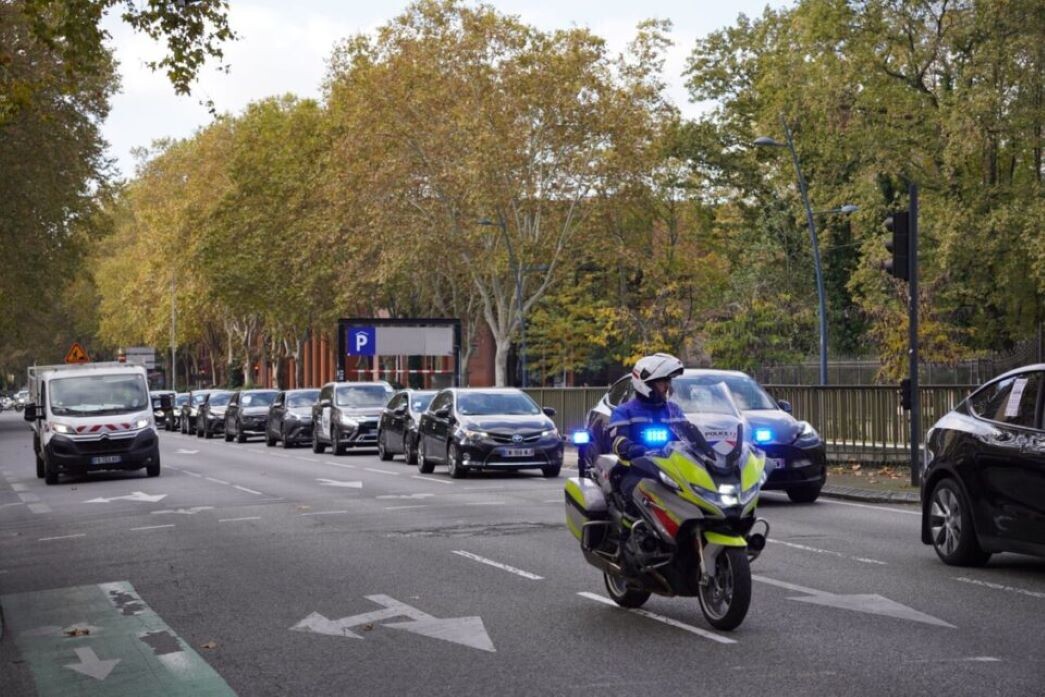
650 451 722 516
740 451 766 491
704 531 746 547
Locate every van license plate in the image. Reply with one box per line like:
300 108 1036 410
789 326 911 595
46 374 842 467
91 455 122 465
503 448 534 457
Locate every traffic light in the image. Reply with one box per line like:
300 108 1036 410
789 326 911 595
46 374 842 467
883 211 910 281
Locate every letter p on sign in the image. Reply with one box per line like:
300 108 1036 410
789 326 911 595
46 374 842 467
348 327 376 356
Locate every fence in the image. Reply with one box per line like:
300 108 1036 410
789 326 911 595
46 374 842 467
524 384 979 465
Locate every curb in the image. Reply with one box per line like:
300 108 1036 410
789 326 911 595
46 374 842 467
821 485 920 505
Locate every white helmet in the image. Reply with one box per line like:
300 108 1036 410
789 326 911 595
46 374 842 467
630 353 685 398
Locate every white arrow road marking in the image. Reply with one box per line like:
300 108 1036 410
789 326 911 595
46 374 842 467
175 449 199 454
290 594 495 652
151 506 213 516
577 592 736 644
452 551 543 580
376 493 435 500
753 575 955 628
316 478 363 488
64 647 120 681
84 492 167 504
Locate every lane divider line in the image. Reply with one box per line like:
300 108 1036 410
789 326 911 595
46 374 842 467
767 539 887 566
819 499 920 516
577 592 736 645
205 477 230 485
39 534 86 542
299 510 349 517
219 516 262 523
131 524 175 531
364 467 400 476
324 461 356 469
412 475 452 485
383 504 432 511
465 501 506 506
953 576 1045 600
232 485 264 495
452 550 544 580
182 470 203 478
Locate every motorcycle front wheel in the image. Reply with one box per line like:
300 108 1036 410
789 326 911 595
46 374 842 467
697 547 751 630
603 572 650 609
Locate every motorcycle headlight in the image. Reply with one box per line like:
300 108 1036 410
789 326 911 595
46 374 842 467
793 421 821 447
657 470 681 492
52 423 74 434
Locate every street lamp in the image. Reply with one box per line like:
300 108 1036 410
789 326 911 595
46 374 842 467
477 218 548 387
754 118 856 385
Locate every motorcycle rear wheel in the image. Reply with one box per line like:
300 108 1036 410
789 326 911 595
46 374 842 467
603 572 650 609
697 547 751 630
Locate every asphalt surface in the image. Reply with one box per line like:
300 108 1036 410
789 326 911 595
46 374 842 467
1 410 1043 696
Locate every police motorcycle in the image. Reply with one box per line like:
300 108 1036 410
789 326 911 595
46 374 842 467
565 383 770 630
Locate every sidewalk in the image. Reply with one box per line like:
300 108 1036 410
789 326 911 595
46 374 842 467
561 450 921 505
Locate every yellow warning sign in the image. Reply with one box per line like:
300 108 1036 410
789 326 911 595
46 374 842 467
65 342 90 364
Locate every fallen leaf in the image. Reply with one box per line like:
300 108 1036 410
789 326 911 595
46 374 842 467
297 505 311 511
851 464 862 471
201 641 217 650
64 627 90 637
362 623 374 631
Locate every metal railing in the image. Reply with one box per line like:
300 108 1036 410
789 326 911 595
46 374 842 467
525 384 978 464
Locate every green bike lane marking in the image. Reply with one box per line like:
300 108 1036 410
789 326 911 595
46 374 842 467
1 581 235 696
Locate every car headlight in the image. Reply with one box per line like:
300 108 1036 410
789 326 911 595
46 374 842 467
793 420 821 447
135 418 150 429
52 423 74 434
458 428 488 442
340 414 359 428
286 412 299 421
541 429 559 439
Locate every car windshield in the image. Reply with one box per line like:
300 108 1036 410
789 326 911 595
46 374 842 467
175 394 189 406
50 374 149 417
457 391 540 416
208 393 232 407
411 392 436 412
242 391 277 407
336 385 392 408
191 393 209 406
287 390 320 408
670 381 743 417
150 394 170 409
673 375 776 411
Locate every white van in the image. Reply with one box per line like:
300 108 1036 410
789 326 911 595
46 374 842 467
25 363 161 484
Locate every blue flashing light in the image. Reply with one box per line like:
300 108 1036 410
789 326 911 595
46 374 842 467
754 428 774 444
571 431 591 445
642 427 670 446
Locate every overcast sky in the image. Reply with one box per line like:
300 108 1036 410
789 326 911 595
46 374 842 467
101 1 789 178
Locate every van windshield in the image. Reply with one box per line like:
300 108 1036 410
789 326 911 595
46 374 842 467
50 374 150 417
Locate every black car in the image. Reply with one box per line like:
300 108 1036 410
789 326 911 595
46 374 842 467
266 389 321 448
416 388 563 479
311 381 395 455
180 389 214 435
196 390 233 439
377 389 437 463
921 365 1045 566
225 389 279 443
165 393 189 431
582 369 827 503
150 390 175 427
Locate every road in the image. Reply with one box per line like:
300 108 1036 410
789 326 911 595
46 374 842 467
1 410 1043 696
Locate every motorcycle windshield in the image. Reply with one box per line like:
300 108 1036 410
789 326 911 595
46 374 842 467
671 381 742 419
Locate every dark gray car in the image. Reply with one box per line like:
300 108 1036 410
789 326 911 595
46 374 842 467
266 389 320 448
225 389 279 443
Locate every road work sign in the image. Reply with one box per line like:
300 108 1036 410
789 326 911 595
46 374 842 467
64 342 90 364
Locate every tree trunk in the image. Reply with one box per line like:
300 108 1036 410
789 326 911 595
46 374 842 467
493 333 510 387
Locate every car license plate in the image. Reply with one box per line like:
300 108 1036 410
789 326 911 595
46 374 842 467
503 447 534 457
767 457 786 470
91 455 122 465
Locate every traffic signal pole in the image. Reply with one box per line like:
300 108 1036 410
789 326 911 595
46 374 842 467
908 183 920 487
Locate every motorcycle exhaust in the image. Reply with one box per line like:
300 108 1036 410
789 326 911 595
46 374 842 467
746 518 771 562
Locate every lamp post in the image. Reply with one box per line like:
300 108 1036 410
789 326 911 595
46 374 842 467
170 274 176 392
754 118 856 385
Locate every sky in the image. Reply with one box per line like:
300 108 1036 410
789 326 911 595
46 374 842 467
101 0 790 179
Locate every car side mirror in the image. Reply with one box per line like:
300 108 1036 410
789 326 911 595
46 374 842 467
777 400 792 414
320 399 331 408
393 405 408 416
24 404 38 422
543 406 557 417
435 406 451 418
160 394 173 410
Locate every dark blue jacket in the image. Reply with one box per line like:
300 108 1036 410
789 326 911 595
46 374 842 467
608 396 688 461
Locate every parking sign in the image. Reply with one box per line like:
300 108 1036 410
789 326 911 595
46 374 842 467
347 327 376 356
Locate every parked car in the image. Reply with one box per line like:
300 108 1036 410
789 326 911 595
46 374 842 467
150 390 175 427
196 390 233 439
581 369 827 503
14 389 28 411
377 389 437 463
180 389 214 435
921 365 1045 566
224 389 279 443
311 381 395 455
266 389 321 448
166 393 189 431
416 388 563 478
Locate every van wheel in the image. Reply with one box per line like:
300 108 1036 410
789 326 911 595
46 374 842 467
36 451 45 479
44 454 58 485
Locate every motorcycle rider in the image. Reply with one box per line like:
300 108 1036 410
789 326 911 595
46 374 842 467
606 353 692 510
